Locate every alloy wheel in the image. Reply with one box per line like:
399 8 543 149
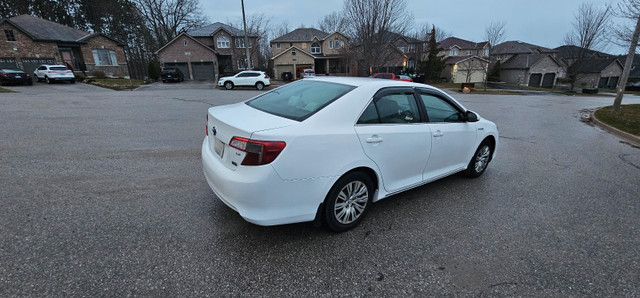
333 181 369 225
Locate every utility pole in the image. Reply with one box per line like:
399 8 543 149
241 0 252 69
614 14 640 112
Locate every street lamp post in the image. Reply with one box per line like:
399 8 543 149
241 0 252 70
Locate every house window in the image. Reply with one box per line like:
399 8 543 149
398 46 405 53
335 39 344 48
408 44 415 53
302 43 306 49
276 43 281 49
235 38 251 48
450 49 459 56
91 49 117 66
183 39 188 46
329 41 333 49
483 49 489 56
4 30 16 41
466 50 471 55
237 58 254 70
292 49 296 55
311 42 321 54
217 36 230 48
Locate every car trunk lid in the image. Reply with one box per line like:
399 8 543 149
207 102 294 170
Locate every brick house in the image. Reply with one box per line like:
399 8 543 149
438 37 490 83
156 22 259 80
0 15 129 77
554 45 622 89
270 28 350 79
491 41 565 88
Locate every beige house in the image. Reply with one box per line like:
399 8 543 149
271 28 349 79
0 15 129 77
437 37 490 83
156 22 259 80
491 41 565 88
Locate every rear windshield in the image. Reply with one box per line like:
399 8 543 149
50 67 69 70
0 69 24 73
246 80 356 121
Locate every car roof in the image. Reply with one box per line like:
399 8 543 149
303 76 440 91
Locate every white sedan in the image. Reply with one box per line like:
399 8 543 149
202 77 498 232
218 70 270 90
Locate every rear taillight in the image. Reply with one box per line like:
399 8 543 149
264 75 269 79
206 114 208 136
26 74 31 78
229 136 285 165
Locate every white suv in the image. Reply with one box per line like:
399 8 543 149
34 64 75 84
218 70 270 90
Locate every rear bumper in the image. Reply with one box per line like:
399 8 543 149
201 137 328 226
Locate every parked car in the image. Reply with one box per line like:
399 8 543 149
302 69 316 78
202 77 498 232
161 68 184 83
281 71 293 81
0 69 33 86
372 73 413 82
33 64 75 84
625 81 640 91
218 70 271 90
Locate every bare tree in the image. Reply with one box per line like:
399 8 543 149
273 20 290 38
228 13 272 70
614 0 640 112
484 20 506 48
459 57 489 83
342 0 414 75
317 11 347 34
564 2 611 90
133 0 207 47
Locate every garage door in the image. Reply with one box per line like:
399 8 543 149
528 73 542 87
0 58 18 69
21 57 56 75
608 77 619 89
191 62 215 80
163 62 189 80
541 73 555 88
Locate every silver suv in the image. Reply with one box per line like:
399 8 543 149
33 64 75 84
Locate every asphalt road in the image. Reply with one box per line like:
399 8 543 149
1 81 640 296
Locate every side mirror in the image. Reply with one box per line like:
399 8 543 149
466 111 479 122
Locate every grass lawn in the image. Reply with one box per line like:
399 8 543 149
594 104 640 136
87 78 144 90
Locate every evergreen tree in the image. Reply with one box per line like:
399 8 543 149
419 26 445 82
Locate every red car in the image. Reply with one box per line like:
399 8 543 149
372 73 413 82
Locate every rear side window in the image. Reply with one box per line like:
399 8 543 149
50 67 69 70
246 80 356 121
357 91 420 124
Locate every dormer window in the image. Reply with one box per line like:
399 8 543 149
466 50 471 55
311 42 321 54
292 49 296 55
276 43 281 49
4 30 16 41
217 36 230 48
183 39 188 46
449 49 459 56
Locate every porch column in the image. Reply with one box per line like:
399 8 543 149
326 59 329 75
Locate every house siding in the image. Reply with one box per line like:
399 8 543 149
81 35 128 77
158 35 217 80
272 48 314 79
0 22 61 67
211 30 258 73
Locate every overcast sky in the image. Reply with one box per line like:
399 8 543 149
204 0 629 54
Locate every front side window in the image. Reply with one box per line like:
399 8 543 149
311 42 321 54
247 80 356 121
418 93 463 122
92 49 117 66
4 30 16 41
375 92 420 124
217 36 230 48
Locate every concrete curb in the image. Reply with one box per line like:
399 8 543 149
591 108 640 146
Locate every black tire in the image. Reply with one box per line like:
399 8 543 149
34 75 40 82
255 82 264 90
45 76 52 84
465 140 493 178
162 79 167 83
224 81 234 90
70 79 76 84
323 172 374 232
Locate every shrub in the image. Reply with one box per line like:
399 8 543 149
148 61 160 80
74 73 86 82
91 70 107 79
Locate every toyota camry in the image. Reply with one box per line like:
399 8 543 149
202 77 498 232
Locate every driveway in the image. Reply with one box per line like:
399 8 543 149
1 87 639 296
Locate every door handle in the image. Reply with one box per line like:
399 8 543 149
366 135 383 143
433 130 443 137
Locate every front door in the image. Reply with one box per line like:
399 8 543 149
59 48 75 70
416 90 477 180
354 88 431 192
